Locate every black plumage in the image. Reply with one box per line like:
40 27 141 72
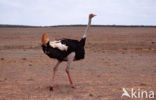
42 38 86 61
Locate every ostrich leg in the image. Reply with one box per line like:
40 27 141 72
50 60 61 91
65 52 75 88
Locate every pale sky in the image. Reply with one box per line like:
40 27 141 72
0 0 156 26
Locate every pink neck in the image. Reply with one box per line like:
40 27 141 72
83 18 92 38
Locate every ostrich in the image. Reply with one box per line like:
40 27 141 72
41 14 96 91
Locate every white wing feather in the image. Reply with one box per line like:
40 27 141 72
49 41 68 51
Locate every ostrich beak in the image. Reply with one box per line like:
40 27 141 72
93 14 96 17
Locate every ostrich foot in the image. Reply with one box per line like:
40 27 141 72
49 86 53 91
71 84 76 89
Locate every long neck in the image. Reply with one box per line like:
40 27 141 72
82 18 92 38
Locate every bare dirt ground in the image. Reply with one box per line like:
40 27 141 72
0 26 156 100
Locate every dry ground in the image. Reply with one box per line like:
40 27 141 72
0 26 156 100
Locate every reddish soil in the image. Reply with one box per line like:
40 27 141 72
0 26 156 100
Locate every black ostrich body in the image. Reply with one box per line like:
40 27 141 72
42 38 86 61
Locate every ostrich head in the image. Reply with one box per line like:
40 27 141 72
41 33 49 45
89 14 96 19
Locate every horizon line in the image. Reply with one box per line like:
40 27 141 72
0 24 156 28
